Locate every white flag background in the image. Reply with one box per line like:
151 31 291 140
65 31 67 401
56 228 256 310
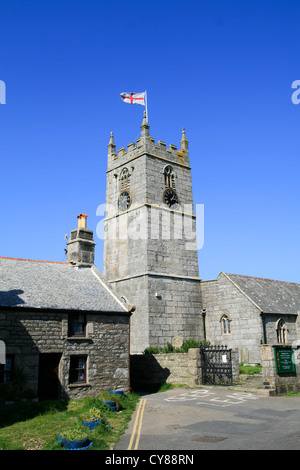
120 92 145 106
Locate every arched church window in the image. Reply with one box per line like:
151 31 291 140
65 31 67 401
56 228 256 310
164 165 176 189
276 318 288 344
220 314 231 335
120 168 130 190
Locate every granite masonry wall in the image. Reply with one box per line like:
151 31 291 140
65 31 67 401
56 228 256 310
201 274 300 366
0 309 130 400
104 125 203 354
201 274 263 364
130 347 239 390
260 345 300 395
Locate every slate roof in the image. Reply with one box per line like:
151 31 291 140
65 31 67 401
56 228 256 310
223 272 300 315
0 257 129 313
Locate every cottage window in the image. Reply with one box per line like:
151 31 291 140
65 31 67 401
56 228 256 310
0 355 14 384
221 314 231 335
276 319 288 344
69 356 87 384
68 314 86 337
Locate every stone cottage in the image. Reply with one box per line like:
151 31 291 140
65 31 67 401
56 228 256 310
201 272 300 364
0 215 134 400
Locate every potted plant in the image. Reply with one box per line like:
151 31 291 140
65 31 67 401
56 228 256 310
82 406 106 430
98 390 119 411
58 426 90 450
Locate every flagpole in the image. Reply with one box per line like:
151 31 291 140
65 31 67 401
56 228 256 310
145 90 148 122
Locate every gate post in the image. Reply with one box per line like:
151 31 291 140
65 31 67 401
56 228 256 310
187 348 202 386
260 344 300 395
231 348 240 382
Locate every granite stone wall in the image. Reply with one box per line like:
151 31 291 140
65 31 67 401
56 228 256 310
0 309 130 400
261 344 300 395
130 347 239 390
130 348 202 390
201 274 299 366
104 124 203 355
201 274 263 364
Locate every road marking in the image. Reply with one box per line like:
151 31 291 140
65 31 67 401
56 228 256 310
134 398 146 450
196 401 230 408
165 389 260 407
127 398 146 450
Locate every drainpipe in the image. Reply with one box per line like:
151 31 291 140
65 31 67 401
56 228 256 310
261 313 267 344
202 309 207 340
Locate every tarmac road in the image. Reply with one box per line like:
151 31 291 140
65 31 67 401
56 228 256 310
116 387 300 451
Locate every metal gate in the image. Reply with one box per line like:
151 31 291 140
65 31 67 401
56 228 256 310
200 345 233 386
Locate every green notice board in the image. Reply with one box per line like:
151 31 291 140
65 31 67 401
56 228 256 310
274 346 295 374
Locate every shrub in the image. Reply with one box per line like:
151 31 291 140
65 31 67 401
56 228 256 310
181 338 200 352
60 423 88 442
144 338 209 355
144 346 162 354
84 406 103 422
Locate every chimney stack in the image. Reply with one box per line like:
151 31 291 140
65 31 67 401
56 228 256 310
67 214 96 267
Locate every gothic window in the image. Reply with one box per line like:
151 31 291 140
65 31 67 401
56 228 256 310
276 318 288 344
221 314 231 335
164 165 176 189
120 167 130 190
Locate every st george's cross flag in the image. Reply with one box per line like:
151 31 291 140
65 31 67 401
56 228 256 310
120 92 146 106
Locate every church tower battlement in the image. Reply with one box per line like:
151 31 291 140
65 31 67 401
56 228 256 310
107 112 190 169
104 112 203 353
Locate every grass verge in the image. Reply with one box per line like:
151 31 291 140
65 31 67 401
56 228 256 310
239 364 262 375
0 392 139 450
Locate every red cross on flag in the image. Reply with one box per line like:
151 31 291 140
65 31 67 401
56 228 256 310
120 92 146 106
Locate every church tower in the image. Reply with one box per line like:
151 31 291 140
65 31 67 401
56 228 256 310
103 112 203 353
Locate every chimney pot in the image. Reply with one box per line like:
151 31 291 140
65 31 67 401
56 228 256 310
77 214 88 229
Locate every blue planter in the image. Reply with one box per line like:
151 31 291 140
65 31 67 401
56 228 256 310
58 434 91 450
102 400 117 411
109 390 125 397
82 419 101 430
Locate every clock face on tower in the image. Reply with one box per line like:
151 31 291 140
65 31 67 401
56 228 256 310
163 188 179 208
118 190 132 211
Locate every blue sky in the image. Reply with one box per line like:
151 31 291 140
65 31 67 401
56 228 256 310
0 0 299 282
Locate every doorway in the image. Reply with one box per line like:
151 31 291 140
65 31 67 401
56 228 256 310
38 353 61 400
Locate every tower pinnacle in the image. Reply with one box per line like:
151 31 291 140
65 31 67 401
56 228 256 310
141 110 150 138
180 127 188 150
108 131 116 158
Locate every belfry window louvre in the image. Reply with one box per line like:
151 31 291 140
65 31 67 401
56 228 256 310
120 168 130 190
164 165 176 189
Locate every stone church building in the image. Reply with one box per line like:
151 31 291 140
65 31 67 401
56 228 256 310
1 113 300 401
202 272 300 364
103 112 300 364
